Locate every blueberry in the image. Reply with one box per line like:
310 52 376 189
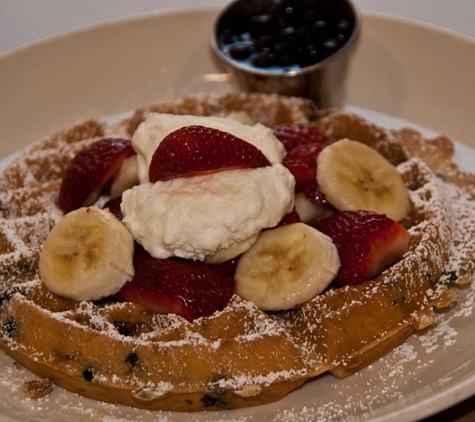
125 352 139 367
280 25 296 38
301 10 318 24
82 368 94 381
322 38 339 56
228 42 254 61
251 52 275 68
249 14 280 39
274 45 297 67
255 34 274 50
201 394 221 407
284 6 295 16
315 20 328 29
219 28 239 46
337 33 347 43
337 19 351 33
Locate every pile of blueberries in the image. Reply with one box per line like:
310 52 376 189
218 2 354 72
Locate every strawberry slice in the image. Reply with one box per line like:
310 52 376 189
275 124 330 207
59 138 134 213
148 125 271 182
115 251 235 321
103 196 123 221
300 180 330 207
277 209 302 226
209 257 241 281
273 124 329 153
283 142 328 192
283 158 315 189
310 210 411 286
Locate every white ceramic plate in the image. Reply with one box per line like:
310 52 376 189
0 8 475 422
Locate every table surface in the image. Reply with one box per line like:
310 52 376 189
1 1 475 421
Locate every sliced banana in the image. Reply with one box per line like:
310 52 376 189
110 155 140 198
39 207 135 301
204 232 260 264
294 193 328 223
317 139 411 221
234 223 340 311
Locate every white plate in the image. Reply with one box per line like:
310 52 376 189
0 7 475 422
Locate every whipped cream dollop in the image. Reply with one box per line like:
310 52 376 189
121 113 295 262
132 113 286 182
121 165 294 261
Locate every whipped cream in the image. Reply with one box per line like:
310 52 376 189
132 113 286 183
121 165 294 261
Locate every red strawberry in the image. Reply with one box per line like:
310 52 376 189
103 196 123 221
310 210 411 286
282 134 328 189
209 257 241 280
275 124 330 207
285 142 327 167
149 125 270 182
273 124 329 153
283 159 315 189
300 180 330 207
115 251 235 321
59 138 134 213
277 209 302 226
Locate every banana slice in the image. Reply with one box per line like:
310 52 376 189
110 155 140 199
234 223 340 311
204 232 260 264
317 139 411 222
39 207 135 301
294 193 328 223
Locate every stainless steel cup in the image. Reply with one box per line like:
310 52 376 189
210 0 361 108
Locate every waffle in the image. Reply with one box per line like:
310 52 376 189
0 92 474 412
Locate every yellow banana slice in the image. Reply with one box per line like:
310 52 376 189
39 207 135 301
294 192 328 222
110 155 140 199
317 139 411 221
204 232 260 264
234 223 340 311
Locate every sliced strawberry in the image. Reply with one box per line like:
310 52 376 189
285 142 327 167
149 125 270 182
115 251 235 321
59 138 134 213
273 124 329 153
310 210 411 286
282 135 328 189
103 196 123 221
275 124 330 208
283 159 315 190
300 180 330 207
209 257 241 280
277 209 302 226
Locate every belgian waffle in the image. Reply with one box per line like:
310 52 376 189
0 92 474 412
